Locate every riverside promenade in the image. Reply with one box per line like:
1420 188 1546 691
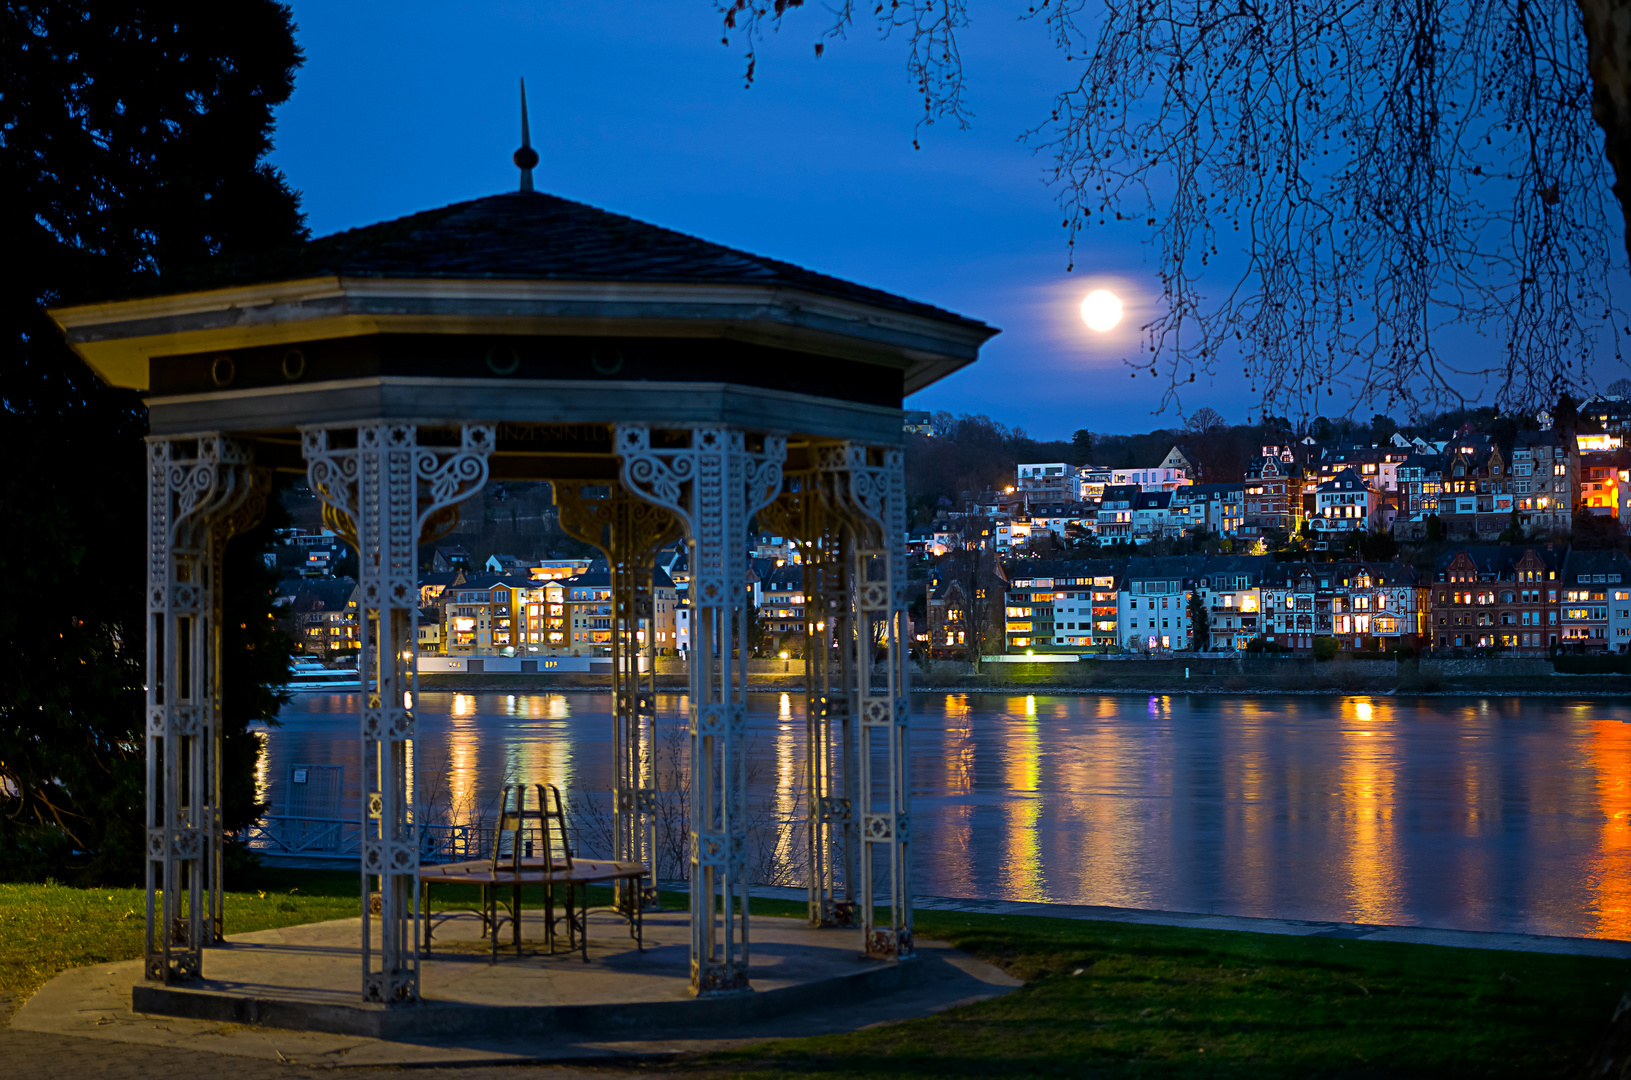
5 890 1623 1078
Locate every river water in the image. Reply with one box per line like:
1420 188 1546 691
257 691 1631 940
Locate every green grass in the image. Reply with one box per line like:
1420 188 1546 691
3 877 1626 1077
699 901 1631 1080
0 867 363 1004
0 865 655 1007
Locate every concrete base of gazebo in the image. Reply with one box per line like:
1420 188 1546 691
14 914 1017 1066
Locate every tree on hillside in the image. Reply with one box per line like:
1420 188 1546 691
1183 408 1227 436
0 2 305 881
724 1 1627 421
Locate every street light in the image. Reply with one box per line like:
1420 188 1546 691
780 649 790 673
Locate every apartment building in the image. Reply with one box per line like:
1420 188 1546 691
1243 449 1300 537
277 577 359 660
1096 484 1138 542
1003 559 1121 650
1509 430 1576 532
1196 555 1271 650
1317 445 1409 493
1396 452 1444 516
1133 490 1180 539
1017 462 1075 500
1311 469 1380 546
1027 502 1099 545
1428 545 1563 652
759 564 806 644
1076 464 1113 500
927 575 971 657
1579 397 1631 436
1577 446 1631 520
1559 548 1631 652
441 575 527 655
1110 464 1190 492
1179 482 1246 537
1259 562 1427 652
1117 556 1202 651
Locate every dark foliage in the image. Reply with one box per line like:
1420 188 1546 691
0 2 305 881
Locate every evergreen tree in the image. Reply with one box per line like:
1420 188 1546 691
0 2 305 881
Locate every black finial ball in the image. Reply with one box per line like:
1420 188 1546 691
514 146 540 170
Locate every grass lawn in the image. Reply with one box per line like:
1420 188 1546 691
2 876 1626 1077
706 898 1630 1080
0 866 360 1007
0 865 647 1008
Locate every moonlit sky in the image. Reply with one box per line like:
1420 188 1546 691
265 3 1625 439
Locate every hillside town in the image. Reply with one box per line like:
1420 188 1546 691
267 396 1631 667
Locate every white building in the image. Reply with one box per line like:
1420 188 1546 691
1110 465 1190 492
1312 468 1379 547
1016 463 1074 499
1117 559 1200 651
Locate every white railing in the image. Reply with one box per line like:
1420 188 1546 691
239 815 493 864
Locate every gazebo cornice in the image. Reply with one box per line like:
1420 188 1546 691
51 274 993 397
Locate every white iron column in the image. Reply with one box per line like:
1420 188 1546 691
835 445 913 960
761 461 859 928
205 468 271 942
303 423 492 1003
145 436 256 983
617 426 785 995
552 480 680 913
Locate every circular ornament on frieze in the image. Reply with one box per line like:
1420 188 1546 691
210 354 236 387
280 348 306 381
485 344 521 375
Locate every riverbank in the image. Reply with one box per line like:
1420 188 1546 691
413 670 1631 696
4 870 1623 1077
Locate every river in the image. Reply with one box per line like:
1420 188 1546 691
255 691 1631 940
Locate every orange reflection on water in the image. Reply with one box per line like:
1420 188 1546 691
1219 698 1272 914
1338 697 1403 924
941 695 975 796
1001 707 1046 900
1585 714 1631 938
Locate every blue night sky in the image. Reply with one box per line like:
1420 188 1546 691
266 4 1622 439
266 3 1184 440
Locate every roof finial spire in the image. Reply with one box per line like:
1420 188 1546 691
514 78 539 193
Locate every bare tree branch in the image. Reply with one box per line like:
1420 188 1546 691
720 0 1628 422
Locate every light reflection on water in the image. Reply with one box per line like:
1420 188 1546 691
259 691 1631 940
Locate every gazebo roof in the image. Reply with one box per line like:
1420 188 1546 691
49 186 996 449
195 191 982 330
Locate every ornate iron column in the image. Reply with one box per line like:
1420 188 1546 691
552 479 682 913
616 426 785 995
205 468 272 943
759 460 858 928
302 423 492 1004
831 445 913 960
145 435 259 983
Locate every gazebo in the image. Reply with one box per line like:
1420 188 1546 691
49 149 995 1004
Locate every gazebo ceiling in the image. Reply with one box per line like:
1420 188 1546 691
48 191 997 443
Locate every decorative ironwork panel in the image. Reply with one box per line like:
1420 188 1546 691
761 462 859 929
553 478 681 912
767 442 913 959
302 423 491 1004
145 436 259 984
616 426 784 996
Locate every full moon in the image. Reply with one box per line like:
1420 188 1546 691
1080 289 1123 332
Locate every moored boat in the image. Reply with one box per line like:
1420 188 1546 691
280 657 366 693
